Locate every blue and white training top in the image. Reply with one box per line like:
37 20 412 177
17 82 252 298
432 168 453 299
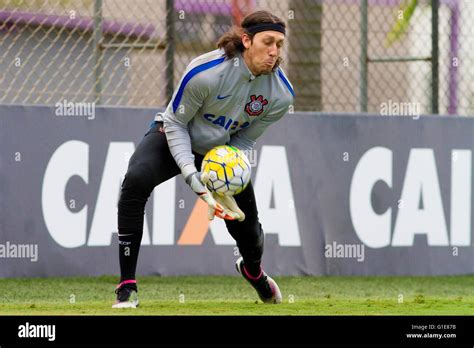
156 48 294 177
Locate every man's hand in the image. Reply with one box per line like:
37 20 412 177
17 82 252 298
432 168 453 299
186 172 245 221
212 193 245 222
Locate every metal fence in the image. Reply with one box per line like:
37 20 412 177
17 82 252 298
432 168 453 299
0 0 472 115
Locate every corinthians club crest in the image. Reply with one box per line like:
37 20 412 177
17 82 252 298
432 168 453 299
245 95 268 116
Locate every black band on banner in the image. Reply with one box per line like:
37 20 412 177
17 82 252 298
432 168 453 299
0 316 474 346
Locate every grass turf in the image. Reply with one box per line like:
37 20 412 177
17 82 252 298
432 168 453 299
1 275 474 315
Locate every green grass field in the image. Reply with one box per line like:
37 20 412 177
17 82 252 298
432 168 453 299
1 275 474 315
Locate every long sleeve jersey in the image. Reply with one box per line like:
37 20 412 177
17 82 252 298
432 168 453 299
155 48 295 177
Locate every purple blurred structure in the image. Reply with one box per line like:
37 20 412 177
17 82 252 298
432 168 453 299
0 10 156 40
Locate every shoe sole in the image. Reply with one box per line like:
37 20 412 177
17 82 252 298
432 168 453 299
112 300 139 309
235 256 244 275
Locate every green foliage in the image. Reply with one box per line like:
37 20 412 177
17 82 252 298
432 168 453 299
385 0 419 47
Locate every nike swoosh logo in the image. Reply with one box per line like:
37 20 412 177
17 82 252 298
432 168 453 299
217 94 232 100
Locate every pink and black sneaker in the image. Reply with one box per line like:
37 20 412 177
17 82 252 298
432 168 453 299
112 280 139 308
235 257 282 304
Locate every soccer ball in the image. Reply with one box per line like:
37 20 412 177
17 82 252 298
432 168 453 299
201 145 251 196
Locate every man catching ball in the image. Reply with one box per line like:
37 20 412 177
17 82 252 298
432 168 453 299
113 10 294 308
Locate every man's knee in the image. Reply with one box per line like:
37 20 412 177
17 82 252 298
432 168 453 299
119 163 156 202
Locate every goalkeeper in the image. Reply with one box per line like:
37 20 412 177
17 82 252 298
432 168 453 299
113 10 294 308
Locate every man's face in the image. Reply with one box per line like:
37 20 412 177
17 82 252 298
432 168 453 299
242 31 285 75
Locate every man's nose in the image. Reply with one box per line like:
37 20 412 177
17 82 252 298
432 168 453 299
268 44 277 56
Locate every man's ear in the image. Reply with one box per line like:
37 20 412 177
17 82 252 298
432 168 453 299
242 33 252 49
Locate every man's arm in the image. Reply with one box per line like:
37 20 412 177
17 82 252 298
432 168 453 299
162 70 244 221
163 74 209 178
229 99 292 152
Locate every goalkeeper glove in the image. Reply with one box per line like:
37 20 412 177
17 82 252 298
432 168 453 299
185 171 245 221
211 193 245 222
